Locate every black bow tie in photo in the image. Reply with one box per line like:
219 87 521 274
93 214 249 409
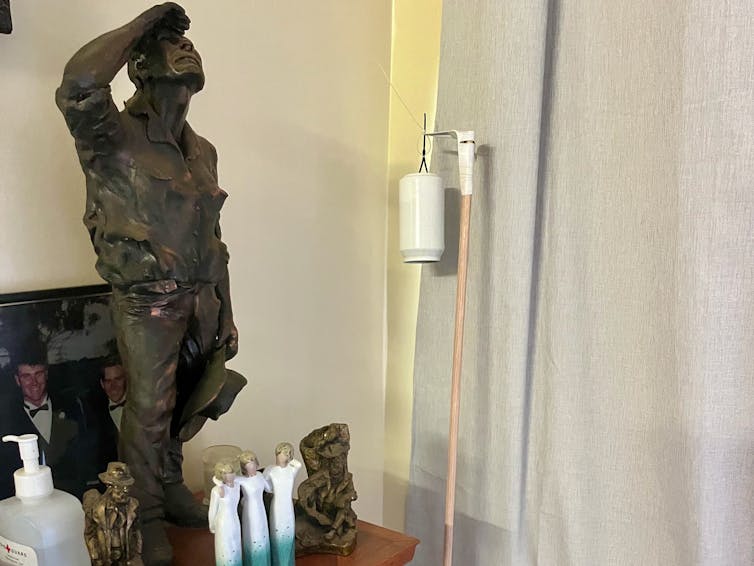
109 401 126 411
26 403 49 418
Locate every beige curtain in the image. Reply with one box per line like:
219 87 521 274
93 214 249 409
406 1 754 564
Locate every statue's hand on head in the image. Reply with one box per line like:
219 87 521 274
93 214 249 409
139 2 190 36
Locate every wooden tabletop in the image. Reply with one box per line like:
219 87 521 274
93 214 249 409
167 520 419 566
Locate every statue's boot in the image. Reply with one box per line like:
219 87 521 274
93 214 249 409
163 438 209 528
141 520 173 566
164 481 209 528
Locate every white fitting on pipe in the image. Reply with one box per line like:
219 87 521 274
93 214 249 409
399 172 444 263
424 129 476 195
455 131 475 196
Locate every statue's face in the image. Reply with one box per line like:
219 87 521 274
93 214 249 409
110 485 129 503
147 35 205 92
276 451 290 467
330 456 345 478
244 461 257 476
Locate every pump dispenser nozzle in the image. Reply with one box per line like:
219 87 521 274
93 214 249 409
2 434 53 498
3 434 40 474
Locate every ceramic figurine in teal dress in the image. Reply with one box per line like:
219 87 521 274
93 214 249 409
209 461 243 566
238 451 273 565
264 442 302 566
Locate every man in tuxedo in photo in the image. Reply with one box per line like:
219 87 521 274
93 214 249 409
1 347 84 498
101 359 127 433
83 357 128 477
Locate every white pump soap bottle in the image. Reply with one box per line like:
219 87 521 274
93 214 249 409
0 434 91 565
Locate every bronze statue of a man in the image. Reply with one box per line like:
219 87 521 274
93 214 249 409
56 4 246 564
83 462 143 566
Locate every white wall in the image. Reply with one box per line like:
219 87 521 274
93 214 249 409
0 1 390 523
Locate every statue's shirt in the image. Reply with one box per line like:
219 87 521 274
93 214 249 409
56 85 229 287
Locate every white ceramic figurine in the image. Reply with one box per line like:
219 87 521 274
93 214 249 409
237 450 273 565
208 460 243 566
263 442 302 566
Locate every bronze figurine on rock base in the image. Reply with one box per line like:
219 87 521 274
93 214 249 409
56 4 246 564
295 423 358 557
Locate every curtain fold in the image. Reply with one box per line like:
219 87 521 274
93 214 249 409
406 1 754 565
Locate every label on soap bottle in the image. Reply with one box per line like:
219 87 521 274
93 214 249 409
0 535 38 566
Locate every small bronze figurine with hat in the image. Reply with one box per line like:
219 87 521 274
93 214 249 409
83 462 144 566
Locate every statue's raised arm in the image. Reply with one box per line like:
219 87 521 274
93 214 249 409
60 4 189 94
56 4 190 158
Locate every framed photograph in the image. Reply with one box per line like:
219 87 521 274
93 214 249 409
0 284 124 500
